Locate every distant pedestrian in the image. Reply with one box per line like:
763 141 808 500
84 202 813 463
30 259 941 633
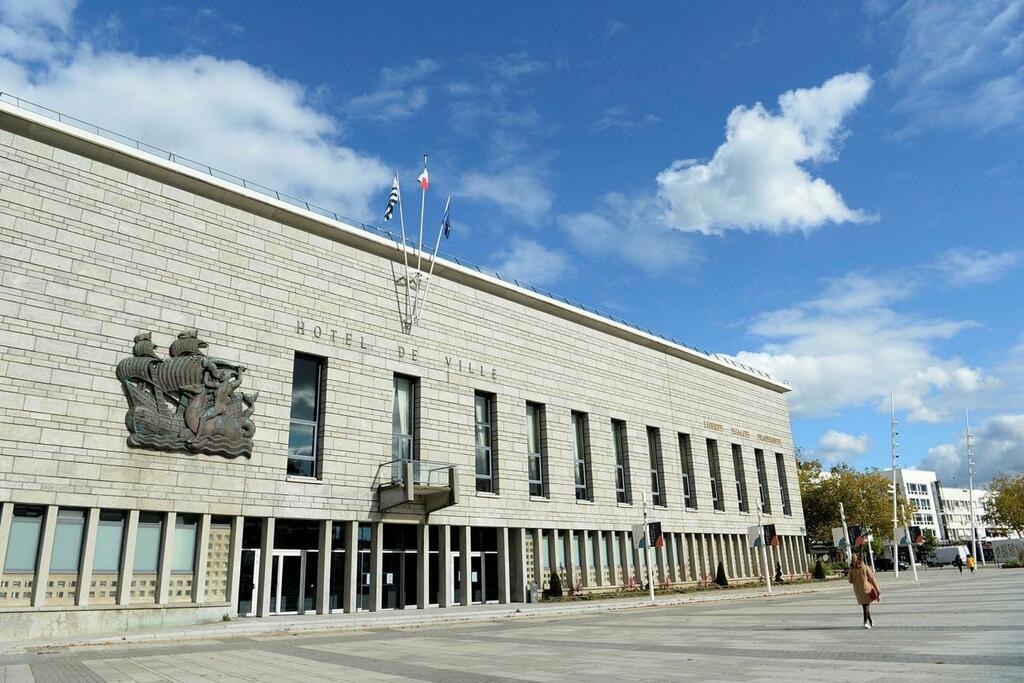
775 561 784 583
848 555 880 629
953 554 963 574
967 555 976 574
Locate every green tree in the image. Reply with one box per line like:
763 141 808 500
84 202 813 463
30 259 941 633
797 453 913 545
919 529 938 558
984 473 1024 534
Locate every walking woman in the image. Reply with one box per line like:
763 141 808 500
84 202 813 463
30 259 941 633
848 555 881 628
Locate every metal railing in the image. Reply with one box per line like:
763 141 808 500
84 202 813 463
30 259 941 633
0 92 781 384
381 459 455 487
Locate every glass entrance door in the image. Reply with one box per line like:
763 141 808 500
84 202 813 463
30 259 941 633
238 549 259 617
269 549 317 615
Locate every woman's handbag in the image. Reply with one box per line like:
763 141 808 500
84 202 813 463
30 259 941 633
869 587 880 602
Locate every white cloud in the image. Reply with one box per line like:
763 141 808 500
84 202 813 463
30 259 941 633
490 239 571 286
816 430 870 464
732 267 996 421
0 6 390 219
344 58 438 121
460 167 553 224
885 0 1024 133
592 106 659 133
656 71 874 235
0 0 76 61
920 414 1024 485
933 248 1020 286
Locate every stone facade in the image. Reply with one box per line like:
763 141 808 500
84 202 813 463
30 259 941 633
0 100 807 640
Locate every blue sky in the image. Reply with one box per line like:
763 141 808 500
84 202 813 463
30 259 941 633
2 1 1022 484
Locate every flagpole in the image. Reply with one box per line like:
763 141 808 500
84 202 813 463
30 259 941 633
416 154 427 275
412 194 450 324
395 173 412 332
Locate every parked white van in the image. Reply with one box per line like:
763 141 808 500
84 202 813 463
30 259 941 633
926 545 968 567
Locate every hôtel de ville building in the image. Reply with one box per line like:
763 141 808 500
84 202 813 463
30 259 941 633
0 96 807 641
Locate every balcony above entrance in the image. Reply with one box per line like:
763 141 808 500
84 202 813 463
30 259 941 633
379 460 459 515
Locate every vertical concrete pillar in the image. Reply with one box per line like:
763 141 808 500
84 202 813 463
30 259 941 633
511 528 527 602
619 531 632 585
666 534 678 583
256 517 275 617
344 521 358 612
31 505 59 608
117 510 139 607
438 524 452 608
76 507 100 607
530 529 543 593
370 521 384 611
593 530 605 587
227 515 244 615
726 535 737 578
316 519 331 614
0 504 13 575
606 531 618 586
193 513 211 604
417 523 430 609
459 525 471 606
657 541 669 584
155 511 176 605
547 529 559 588
703 534 715 580
497 527 511 604
578 530 590 587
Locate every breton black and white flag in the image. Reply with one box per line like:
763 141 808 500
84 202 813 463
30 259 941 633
384 174 399 221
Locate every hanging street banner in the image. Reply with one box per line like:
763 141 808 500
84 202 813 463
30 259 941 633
748 524 764 548
831 526 849 551
849 525 867 546
763 524 779 547
908 525 924 544
633 523 649 549
648 522 665 548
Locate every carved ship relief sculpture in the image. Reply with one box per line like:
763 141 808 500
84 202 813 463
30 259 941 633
116 330 257 457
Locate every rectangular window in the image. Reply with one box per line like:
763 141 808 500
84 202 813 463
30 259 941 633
392 374 417 462
526 403 546 497
708 439 725 511
611 420 631 504
754 449 771 514
572 411 592 501
94 511 125 573
288 352 325 478
4 505 44 572
776 452 792 516
50 508 86 572
172 514 198 572
679 433 697 509
474 392 496 493
732 444 749 513
133 512 164 573
647 427 665 507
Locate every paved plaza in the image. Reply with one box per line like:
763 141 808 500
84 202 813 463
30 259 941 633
1 568 1021 681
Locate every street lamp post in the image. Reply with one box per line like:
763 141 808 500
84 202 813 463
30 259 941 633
966 409 985 566
891 391 900 580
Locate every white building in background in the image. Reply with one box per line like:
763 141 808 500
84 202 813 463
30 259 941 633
938 486 988 543
879 469 944 540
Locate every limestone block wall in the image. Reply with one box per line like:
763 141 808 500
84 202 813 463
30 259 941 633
0 101 804 541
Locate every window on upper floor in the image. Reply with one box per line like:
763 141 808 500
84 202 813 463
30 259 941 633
775 452 792 516
288 352 326 478
572 411 592 501
679 433 697 510
526 402 547 498
732 444 749 513
392 374 418 462
707 439 725 512
611 419 631 504
647 427 666 507
754 448 771 514
50 508 86 573
474 392 497 494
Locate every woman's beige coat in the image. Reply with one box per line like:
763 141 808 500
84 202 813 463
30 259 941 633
848 564 880 605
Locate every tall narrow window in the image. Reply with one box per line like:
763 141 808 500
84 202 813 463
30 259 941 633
288 352 325 478
679 433 697 509
392 374 417 462
611 420 631 504
755 449 771 514
707 439 725 511
732 444 749 513
572 411 591 501
93 510 126 573
133 512 164 573
647 427 666 507
4 505 44 572
474 392 496 493
776 452 792 515
50 508 86 572
172 515 198 572
527 402 546 497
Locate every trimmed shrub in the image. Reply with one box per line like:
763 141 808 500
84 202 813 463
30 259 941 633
715 561 729 587
813 559 827 580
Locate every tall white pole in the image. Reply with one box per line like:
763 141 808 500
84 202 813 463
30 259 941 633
411 194 450 325
758 508 771 593
866 533 876 573
416 154 427 274
891 391 900 580
395 173 412 333
901 504 919 582
966 408 984 566
643 499 655 603
839 502 852 566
